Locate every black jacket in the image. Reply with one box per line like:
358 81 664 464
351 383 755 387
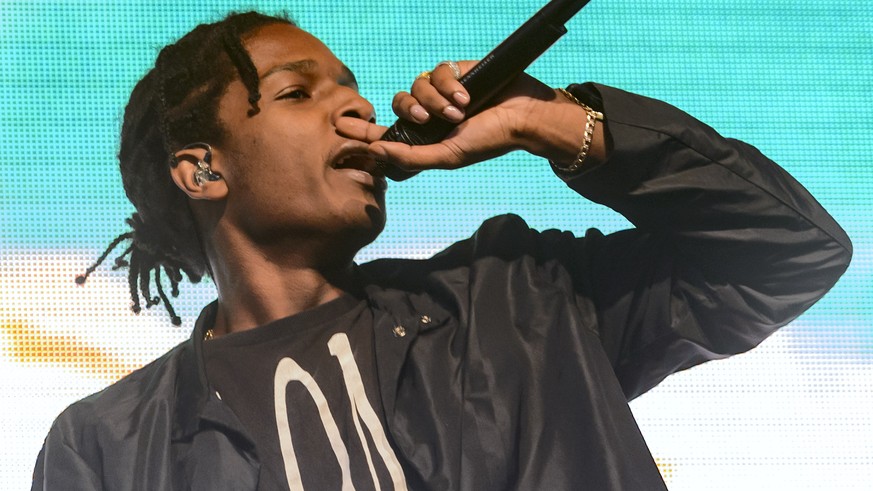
33 84 851 490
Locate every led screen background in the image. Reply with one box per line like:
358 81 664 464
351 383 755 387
1 0 870 488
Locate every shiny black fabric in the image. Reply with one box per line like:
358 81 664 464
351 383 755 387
32 84 851 490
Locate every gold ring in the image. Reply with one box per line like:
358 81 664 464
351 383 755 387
416 71 432 80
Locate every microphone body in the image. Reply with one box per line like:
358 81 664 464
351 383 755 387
379 0 592 181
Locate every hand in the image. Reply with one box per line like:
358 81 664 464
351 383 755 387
336 61 601 172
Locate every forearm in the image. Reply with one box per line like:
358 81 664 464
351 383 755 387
566 83 851 255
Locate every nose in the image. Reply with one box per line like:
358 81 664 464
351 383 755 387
332 87 376 124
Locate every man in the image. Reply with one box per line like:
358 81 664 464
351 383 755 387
33 12 851 490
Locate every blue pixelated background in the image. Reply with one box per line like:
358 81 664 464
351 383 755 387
1 1 870 488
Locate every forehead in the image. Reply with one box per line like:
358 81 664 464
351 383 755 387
242 23 343 75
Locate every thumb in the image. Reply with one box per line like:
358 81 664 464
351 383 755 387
369 140 465 172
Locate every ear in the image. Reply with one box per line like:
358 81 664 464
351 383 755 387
169 145 229 200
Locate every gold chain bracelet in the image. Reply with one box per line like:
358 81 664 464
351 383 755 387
550 88 604 174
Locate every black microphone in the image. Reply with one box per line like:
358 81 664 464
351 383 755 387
378 0 593 181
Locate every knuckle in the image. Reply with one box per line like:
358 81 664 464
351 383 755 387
411 77 431 90
391 92 408 112
445 142 465 167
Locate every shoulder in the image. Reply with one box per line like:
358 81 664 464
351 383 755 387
35 341 192 488
49 340 188 442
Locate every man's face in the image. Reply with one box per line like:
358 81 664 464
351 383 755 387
215 23 385 256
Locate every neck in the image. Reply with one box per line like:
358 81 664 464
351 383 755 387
205 231 359 336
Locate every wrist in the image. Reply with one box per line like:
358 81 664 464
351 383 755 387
549 88 605 175
518 89 590 161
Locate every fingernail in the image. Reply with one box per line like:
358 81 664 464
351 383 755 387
410 104 430 123
442 105 464 122
453 91 470 106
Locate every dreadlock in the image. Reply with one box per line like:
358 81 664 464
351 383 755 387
77 12 296 325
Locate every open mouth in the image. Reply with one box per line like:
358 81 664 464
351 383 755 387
332 149 387 191
334 152 377 173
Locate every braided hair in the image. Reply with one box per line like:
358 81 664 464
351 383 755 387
77 12 295 325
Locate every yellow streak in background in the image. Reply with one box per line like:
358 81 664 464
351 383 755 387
655 457 676 484
1 320 143 382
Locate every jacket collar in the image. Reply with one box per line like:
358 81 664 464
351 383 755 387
172 301 218 441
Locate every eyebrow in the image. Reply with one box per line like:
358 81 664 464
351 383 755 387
262 59 358 89
339 66 358 90
262 59 317 78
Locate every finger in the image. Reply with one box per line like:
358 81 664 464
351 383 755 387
392 91 431 124
369 139 465 172
335 116 389 143
408 76 465 123
430 62 469 108
406 75 465 123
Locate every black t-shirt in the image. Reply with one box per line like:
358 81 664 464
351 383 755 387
203 295 407 490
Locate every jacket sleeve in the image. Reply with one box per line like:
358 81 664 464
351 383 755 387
32 403 103 491
559 83 852 400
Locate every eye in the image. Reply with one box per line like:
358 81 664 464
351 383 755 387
285 89 309 99
278 88 310 100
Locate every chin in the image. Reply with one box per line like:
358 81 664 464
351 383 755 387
339 203 386 254
360 204 386 244
366 202 386 228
